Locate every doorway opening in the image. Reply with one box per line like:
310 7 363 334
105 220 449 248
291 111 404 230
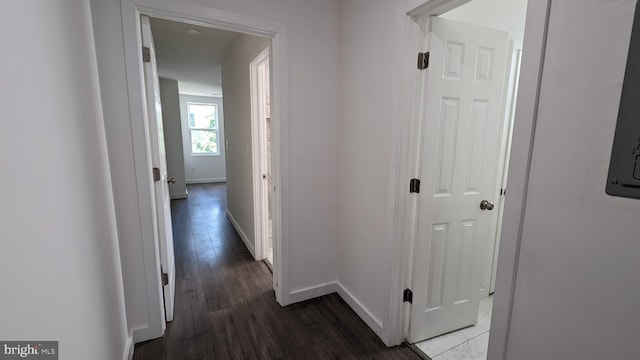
120 1 289 342
147 18 276 288
405 0 528 358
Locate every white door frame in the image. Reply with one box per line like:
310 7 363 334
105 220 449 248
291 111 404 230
387 1 552 358
119 0 291 342
250 47 271 261
488 40 523 295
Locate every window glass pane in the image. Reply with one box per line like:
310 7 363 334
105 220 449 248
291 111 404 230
191 130 218 153
188 103 217 129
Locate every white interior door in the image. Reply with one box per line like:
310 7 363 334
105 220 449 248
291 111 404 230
251 48 273 264
141 15 176 322
258 56 275 264
409 17 509 343
260 56 274 265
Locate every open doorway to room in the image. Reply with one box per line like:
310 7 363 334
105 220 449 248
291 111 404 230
134 13 280 340
406 0 528 358
148 16 276 264
116 0 291 343
151 18 231 196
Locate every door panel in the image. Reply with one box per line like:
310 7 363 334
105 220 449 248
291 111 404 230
263 60 274 263
253 50 274 264
409 17 509 343
141 15 176 323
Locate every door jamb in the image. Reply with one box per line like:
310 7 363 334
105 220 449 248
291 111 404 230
488 40 523 295
250 47 271 261
388 1 552 358
119 0 290 342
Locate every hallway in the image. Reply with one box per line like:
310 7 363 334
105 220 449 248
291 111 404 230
133 183 421 359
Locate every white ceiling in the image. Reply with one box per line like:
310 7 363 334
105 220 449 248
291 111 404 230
149 17 239 96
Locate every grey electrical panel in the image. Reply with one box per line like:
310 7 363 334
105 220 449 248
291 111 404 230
606 2 640 200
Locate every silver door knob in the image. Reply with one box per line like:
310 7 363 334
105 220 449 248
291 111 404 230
480 200 494 211
168 177 176 184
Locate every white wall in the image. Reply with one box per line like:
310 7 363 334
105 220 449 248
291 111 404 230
441 0 528 41
160 77 188 198
0 1 130 358
91 0 341 337
180 95 227 183
220 34 270 254
337 0 408 342
90 0 152 335
183 0 342 295
503 1 640 358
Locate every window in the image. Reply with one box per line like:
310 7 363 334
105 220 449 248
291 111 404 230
187 102 219 155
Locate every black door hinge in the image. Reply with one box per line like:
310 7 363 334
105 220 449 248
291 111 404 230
403 289 413 303
417 52 429 70
142 46 151 63
410 178 421 194
162 273 169 286
153 167 161 182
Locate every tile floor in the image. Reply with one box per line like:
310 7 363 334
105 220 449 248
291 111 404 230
415 296 493 360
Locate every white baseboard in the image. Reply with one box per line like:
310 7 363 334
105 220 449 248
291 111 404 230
225 209 255 258
336 282 384 336
170 192 188 199
286 282 386 342
186 178 226 184
288 282 337 304
132 324 162 345
123 335 134 360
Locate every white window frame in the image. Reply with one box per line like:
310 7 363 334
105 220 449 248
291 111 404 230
187 102 220 156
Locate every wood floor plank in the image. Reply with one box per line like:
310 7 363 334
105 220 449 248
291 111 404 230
133 183 420 360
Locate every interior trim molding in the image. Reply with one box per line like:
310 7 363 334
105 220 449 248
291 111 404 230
288 282 337 304
286 282 386 344
170 192 188 199
132 324 162 344
185 178 226 184
123 336 134 360
226 209 255 258
336 282 385 339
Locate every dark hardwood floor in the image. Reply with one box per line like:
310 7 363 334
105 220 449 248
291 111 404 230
133 183 421 360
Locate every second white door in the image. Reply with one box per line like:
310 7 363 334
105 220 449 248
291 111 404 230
409 17 509 343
